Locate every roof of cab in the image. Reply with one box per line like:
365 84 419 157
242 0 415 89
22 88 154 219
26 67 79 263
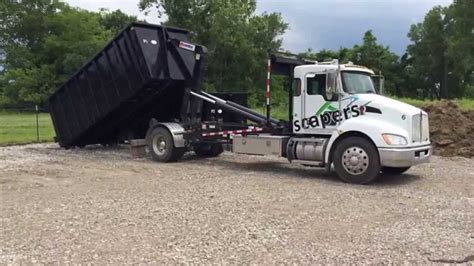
294 63 375 77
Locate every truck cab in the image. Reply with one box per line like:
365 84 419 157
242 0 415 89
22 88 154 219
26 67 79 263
287 60 431 183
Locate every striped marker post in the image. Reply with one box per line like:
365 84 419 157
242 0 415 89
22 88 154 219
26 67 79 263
266 58 272 121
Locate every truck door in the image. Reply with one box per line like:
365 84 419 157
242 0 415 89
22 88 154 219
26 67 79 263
293 70 339 134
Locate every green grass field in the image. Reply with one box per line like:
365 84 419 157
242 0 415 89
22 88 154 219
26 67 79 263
0 112 55 145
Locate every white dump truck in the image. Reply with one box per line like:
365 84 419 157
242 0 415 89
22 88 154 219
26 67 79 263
228 57 431 184
146 53 431 184
49 23 431 184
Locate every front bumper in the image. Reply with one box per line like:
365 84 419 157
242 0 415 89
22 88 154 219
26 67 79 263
379 145 431 167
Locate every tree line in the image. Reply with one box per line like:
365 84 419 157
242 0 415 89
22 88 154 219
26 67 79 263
1 0 472 109
0 0 136 108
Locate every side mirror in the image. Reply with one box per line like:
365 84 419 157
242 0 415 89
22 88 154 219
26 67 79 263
371 74 384 95
379 76 384 95
326 90 339 101
326 71 338 101
325 86 338 101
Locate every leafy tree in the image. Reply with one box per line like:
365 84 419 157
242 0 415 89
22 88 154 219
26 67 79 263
446 0 474 98
299 0 473 100
0 0 68 106
99 9 138 34
346 31 401 96
300 31 401 96
1 0 471 109
139 0 288 106
299 48 350 62
406 0 473 99
407 7 448 99
0 1 136 107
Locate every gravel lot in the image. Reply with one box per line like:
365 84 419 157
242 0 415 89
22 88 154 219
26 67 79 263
1 143 473 264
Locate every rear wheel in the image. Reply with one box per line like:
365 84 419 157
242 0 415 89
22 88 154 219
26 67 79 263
381 166 411 175
194 143 224 157
333 136 381 184
147 127 185 162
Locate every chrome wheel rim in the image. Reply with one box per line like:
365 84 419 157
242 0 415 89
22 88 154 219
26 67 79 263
342 146 369 175
152 135 167 156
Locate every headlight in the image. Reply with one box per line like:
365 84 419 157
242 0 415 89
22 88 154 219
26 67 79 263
382 134 408 146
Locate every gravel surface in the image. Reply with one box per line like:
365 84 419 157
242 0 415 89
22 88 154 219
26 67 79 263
1 143 473 264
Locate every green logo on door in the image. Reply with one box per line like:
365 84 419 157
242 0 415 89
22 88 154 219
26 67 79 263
315 102 337 116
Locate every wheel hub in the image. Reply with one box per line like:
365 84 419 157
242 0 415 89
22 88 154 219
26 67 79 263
159 141 166 151
342 146 369 175
349 156 359 165
152 135 167 156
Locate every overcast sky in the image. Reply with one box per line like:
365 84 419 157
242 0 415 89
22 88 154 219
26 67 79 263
65 0 452 55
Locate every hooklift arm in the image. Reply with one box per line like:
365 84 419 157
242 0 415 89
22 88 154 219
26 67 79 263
187 53 316 131
183 52 317 133
189 91 280 127
200 91 280 125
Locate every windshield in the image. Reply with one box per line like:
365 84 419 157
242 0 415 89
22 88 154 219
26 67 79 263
341 71 376 94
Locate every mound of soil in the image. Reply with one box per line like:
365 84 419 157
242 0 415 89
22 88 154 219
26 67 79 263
422 100 474 157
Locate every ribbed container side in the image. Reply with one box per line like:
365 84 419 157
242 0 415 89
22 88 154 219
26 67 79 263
49 23 204 147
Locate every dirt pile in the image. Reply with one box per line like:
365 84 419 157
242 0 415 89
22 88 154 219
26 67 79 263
423 100 474 157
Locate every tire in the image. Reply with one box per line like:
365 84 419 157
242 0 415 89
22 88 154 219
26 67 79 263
146 127 185 162
194 143 224 157
381 166 410 175
333 136 381 184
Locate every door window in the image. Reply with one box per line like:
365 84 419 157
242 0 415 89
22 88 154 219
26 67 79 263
307 73 338 101
307 74 326 95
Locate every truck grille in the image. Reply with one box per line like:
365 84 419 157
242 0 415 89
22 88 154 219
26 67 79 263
412 114 430 143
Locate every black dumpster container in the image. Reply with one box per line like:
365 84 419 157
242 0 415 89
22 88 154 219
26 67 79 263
48 23 206 148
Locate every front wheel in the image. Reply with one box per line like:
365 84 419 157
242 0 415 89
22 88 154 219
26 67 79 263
146 127 185 162
381 166 411 175
333 136 381 184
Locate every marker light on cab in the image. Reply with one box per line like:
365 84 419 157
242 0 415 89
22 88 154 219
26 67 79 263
382 134 408 146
